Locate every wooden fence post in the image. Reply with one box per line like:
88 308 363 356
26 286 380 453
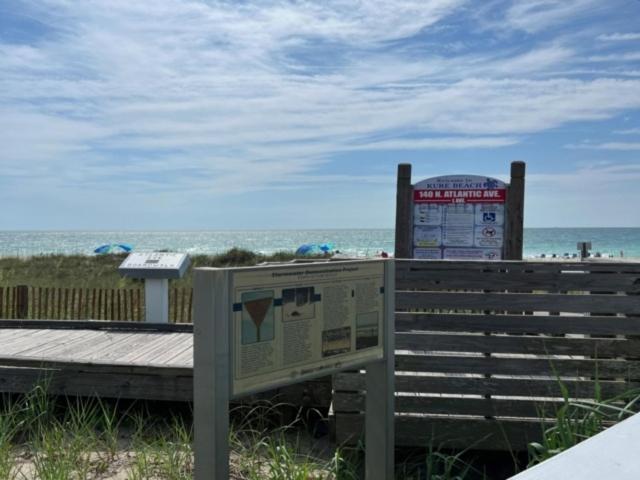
16 285 29 319
394 163 413 259
505 161 526 260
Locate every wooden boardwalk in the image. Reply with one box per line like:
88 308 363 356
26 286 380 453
0 319 332 405
0 320 194 401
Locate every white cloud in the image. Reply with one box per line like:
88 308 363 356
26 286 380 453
588 52 640 62
525 163 640 227
614 128 640 135
598 32 640 42
344 136 519 150
1 0 640 204
501 0 603 34
565 142 640 150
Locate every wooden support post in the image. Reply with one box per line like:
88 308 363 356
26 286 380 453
16 285 29 319
194 269 230 480
505 161 526 260
365 261 395 480
394 163 413 259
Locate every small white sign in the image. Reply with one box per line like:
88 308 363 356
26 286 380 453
413 248 443 259
443 248 502 260
119 252 190 279
413 225 442 247
474 225 504 248
414 204 443 226
442 226 474 247
443 204 475 226
474 204 504 226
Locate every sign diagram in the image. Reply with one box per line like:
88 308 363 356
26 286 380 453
241 291 274 344
412 175 506 260
230 261 386 395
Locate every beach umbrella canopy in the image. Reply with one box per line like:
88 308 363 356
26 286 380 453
94 243 133 254
295 243 334 255
318 242 334 253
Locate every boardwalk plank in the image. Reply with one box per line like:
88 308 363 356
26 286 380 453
9 330 96 356
148 334 192 364
71 333 156 363
118 332 186 365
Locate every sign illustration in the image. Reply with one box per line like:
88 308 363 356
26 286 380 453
230 261 386 395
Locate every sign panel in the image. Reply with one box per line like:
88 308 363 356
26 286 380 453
119 252 190 279
230 261 385 396
412 175 506 260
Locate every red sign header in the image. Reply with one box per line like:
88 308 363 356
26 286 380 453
414 188 506 204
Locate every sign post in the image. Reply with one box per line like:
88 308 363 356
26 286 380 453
194 260 395 480
119 252 191 323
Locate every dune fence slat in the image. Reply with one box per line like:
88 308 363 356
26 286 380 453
334 259 640 451
0 286 151 322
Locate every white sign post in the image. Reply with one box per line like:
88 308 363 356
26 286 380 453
119 252 191 323
412 175 507 260
194 260 395 480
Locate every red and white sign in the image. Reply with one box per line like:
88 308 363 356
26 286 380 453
411 175 507 260
414 188 506 204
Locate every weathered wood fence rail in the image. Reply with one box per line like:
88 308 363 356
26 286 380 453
0 286 193 323
334 260 640 451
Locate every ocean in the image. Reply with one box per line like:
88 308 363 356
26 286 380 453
0 228 639 259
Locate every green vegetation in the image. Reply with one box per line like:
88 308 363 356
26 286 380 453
0 387 355 480
3 382 639 479
528 385 640 467
0 248 308 289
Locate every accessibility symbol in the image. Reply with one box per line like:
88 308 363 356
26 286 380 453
483 212 496 223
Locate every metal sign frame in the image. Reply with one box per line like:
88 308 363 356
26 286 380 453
193 259 395 480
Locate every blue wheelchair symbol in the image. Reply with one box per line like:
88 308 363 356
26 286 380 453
483 212 496 223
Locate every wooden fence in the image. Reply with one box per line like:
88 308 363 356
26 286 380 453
333 260 640 451
0 286 193 323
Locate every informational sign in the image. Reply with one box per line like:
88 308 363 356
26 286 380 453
119 252 191 323
230 261 385 396
119 252 190 279
412 175 507 260
193 260 395 480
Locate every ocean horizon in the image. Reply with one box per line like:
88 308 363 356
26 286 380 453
1 228 639 259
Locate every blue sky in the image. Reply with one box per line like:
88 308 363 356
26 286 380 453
1 0 639 229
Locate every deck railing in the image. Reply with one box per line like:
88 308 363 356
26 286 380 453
333 259 640 451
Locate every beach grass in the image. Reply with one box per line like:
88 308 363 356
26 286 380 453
4 381 638 479
0 384 511 480
527 384 640 467
0 248 307 289
0 386 360 480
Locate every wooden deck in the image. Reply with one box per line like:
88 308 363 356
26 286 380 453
0 320 330 405
0 320 193 401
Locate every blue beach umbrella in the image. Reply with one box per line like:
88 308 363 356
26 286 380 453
94 243 133 254
319 242 334 253
295 242 334 255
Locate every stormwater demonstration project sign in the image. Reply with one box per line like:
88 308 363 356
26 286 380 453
412 175 507 260
193 259 395 480
231 261 385 395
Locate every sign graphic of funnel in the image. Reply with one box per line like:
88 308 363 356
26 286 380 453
241 290 274 344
